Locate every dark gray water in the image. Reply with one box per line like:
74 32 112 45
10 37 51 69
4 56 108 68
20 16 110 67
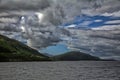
0 61 120 80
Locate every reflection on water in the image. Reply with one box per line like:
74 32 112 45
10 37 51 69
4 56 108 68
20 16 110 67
0 61 120 80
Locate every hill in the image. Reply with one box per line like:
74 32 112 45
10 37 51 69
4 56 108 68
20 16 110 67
0 34 50 62
52 51 100 61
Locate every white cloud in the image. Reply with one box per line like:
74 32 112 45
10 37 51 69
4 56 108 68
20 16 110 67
92 25 120 30
65 24 76 28
102 11 120 17
105 20 120 24
35 12 44 22
94 20 102 22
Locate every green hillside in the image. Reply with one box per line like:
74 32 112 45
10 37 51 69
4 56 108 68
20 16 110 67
0 34 50 62
52 51 100 61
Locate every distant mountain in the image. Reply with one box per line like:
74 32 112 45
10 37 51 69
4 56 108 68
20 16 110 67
52 51 100 61
43 53 53 57
0 34 50 62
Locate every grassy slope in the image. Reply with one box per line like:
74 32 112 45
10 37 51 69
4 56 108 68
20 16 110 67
52 51 100 61
0 34 50 62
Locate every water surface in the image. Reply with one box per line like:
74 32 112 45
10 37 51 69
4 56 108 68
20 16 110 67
0 61 120 80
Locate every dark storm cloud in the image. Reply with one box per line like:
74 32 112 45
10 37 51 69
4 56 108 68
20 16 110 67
0 0 51 11
0 23 20 32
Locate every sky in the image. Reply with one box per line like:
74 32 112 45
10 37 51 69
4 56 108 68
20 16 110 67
0 0 120 60
40 43 70 55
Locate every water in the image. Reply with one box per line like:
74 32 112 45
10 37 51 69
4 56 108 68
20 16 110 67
0 61 120 80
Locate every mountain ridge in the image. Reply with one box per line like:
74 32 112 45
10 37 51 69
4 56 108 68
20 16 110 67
0 34 50 62
52 51 101 61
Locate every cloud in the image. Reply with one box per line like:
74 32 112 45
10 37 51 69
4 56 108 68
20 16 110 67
0 23 20 32
18 13 71 49
0 0 120 58
92 25 120 30
0 0 51 11
95 1 120 13
105 20 120 24
65 26 120 60
0 17 17 23
94 20 103 22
